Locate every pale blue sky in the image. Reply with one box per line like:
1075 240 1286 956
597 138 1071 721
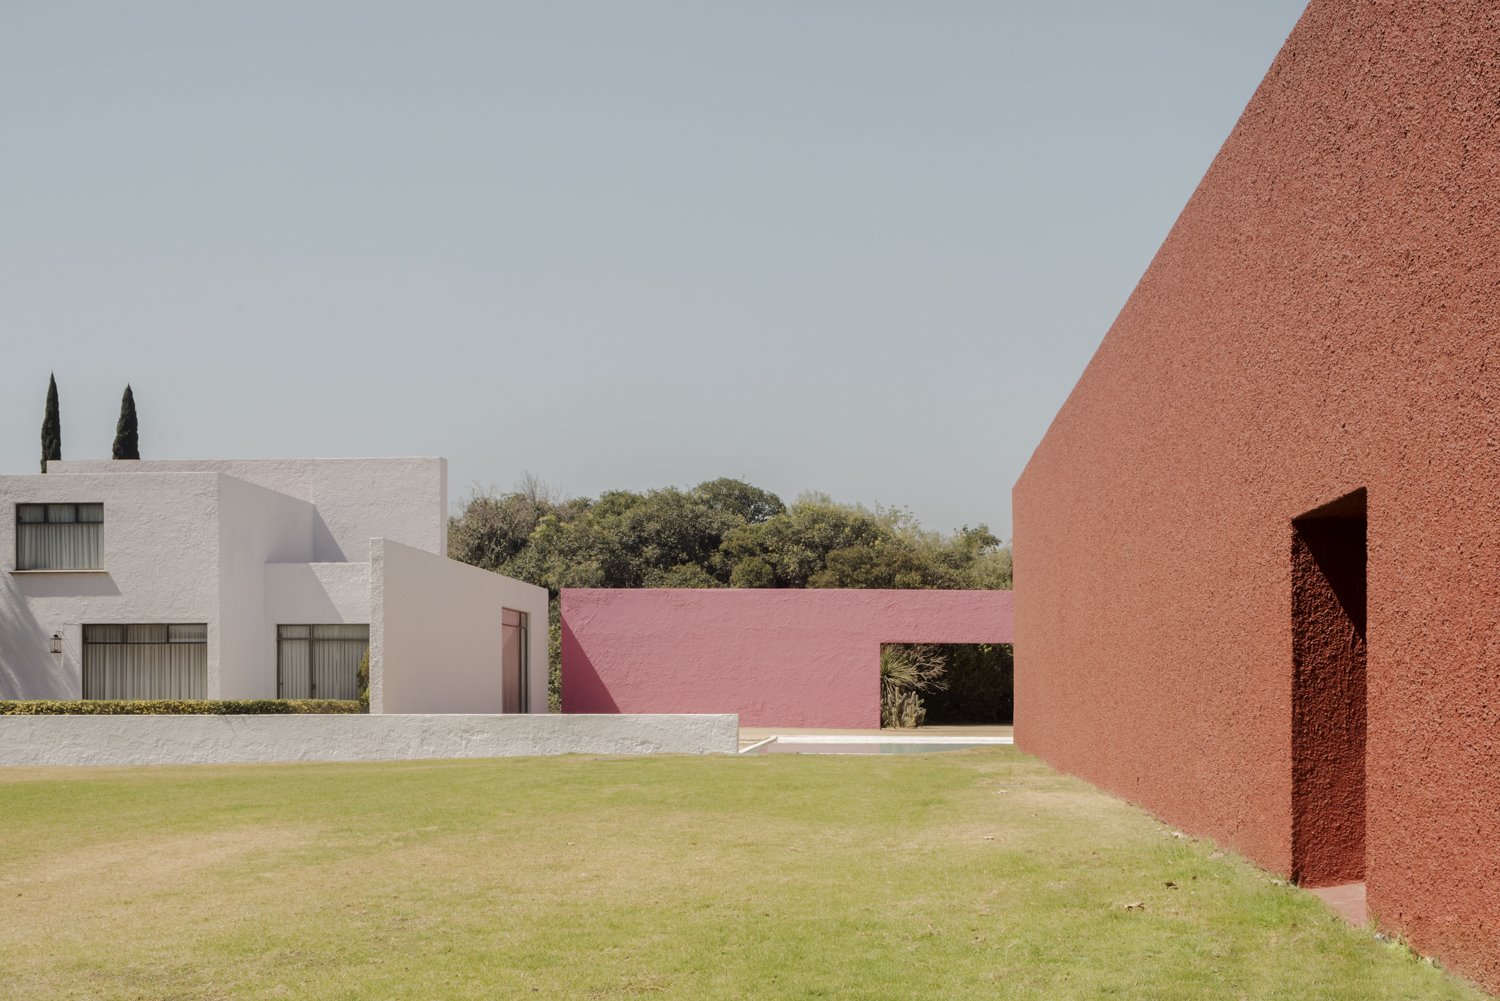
1 1 1309 537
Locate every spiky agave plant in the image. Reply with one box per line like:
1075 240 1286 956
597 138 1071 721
879 644 947 728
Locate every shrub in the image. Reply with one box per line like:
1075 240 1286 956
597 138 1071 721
881 687 926 729
879 644 947 728
356 650 370 713
0 700 362 715
548 597 562 712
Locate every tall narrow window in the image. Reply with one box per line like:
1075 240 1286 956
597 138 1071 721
277 624 368 700
502 608 529 713
83 624 206 700
16 503 103 570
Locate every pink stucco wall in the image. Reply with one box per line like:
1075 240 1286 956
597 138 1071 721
561 588 1013 728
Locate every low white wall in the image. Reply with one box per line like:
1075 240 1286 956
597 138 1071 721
371 539 549 714
0 714 738 765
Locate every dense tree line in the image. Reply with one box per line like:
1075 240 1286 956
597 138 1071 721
449 476 1013 718
450 475 1011 593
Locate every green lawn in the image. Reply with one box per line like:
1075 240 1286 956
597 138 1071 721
0 748 1484 1000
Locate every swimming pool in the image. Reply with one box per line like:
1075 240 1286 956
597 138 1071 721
741 735 1013 755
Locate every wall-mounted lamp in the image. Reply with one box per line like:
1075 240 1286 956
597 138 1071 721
50 633 62 655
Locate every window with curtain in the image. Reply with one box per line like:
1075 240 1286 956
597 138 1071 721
83 624 207 700
277 624 368 700
16 503 103 570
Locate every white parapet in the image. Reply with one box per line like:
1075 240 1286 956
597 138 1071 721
0 713 739 766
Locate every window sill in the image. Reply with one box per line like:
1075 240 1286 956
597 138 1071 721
9 569 108 575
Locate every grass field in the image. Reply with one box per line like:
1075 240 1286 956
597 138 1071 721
0 748 1484 1000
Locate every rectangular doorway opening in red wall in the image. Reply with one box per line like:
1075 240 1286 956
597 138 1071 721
1290 489 1367 888
879 643 1013 729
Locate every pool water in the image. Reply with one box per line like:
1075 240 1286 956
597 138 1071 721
746 740 1001 755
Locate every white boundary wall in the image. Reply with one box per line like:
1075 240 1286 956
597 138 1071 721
0 714 738 766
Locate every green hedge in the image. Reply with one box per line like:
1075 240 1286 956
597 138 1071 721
0 699 362 716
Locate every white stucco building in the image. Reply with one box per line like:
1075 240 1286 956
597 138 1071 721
0 458 548 714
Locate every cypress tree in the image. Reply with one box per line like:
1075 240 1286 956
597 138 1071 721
40 374 60 473
112 384 140 460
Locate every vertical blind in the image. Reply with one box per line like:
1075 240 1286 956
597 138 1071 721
83 624 207 700
17 503 103 570
277 624 368 700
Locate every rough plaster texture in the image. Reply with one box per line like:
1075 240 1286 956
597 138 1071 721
561 588 1013 727
0 471 366 701
214 475 318 699
371 539 549 714
0 713 738 766
0 472 222 699
0 459 449 704
1012 0 1500 987
50 457 446 560
263 563 370 627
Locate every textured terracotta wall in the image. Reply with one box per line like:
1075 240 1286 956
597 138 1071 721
560 589 1012 728
1013 0 1500 988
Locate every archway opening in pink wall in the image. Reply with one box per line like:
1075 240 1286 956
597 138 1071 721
1290 489 1367 889
879 642 1013 729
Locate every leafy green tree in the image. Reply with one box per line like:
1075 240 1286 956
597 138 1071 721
40 374 60 473
609 488 741 586
717 496 892 588
924 524 1013 589
728 555 776 588
451 478 1010 595
647 563 722 588
809 543 951 589
448 475 571 573
692 477 785 524
112 384 140 460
